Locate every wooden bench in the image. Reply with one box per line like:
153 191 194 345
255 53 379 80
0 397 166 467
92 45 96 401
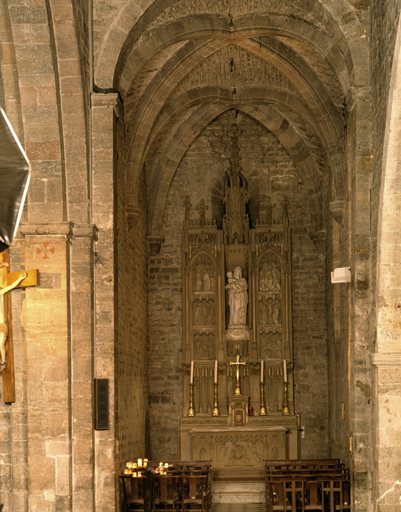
265 460 350 512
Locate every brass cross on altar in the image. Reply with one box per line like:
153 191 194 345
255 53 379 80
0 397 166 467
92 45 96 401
230 353 246 396
0 250 38 403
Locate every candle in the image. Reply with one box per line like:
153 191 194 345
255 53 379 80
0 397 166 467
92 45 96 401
159 462 163 467
214 360 218 383
133 463 137 468
133 471 137 478
143 459 148 468
137 458 143 467
283 359 287 382
261 360 264 383
165 463 169 468
190 361 194 383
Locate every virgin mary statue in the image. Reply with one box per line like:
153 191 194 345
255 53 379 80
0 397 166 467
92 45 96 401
226 266 248 327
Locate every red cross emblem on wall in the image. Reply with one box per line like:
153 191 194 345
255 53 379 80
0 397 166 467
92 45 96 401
36 242 55 260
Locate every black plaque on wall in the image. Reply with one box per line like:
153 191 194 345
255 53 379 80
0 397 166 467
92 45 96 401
94 378 109 430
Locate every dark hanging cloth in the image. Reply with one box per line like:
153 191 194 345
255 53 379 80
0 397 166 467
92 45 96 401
0 109 30 253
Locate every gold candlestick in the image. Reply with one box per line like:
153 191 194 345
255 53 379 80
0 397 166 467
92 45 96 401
260 382 267 416
282 381 290 415
212 383 220 416
188 382 195 416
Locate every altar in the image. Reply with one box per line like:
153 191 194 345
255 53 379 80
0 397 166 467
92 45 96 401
180 418 299 469
179 125 299 468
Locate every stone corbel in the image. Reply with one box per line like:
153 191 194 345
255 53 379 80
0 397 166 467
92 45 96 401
90 91 119 109
330 200 345 225
147 234 165 257
309 230 326 254
113 96 124 119
126 205 141 231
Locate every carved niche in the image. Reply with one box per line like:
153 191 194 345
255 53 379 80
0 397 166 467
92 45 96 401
258 250 283 360
191 254 217 360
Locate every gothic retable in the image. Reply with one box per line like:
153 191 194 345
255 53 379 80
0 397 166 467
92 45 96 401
180 125 297 469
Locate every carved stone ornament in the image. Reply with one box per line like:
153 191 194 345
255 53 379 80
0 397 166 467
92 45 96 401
190 430 287 468
147 234 165 256
233 409 244 426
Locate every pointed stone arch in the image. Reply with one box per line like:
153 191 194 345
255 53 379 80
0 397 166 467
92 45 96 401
147 101 323 238
94 0 365 91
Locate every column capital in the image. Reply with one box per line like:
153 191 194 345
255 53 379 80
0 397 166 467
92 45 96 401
147 234 165 256
17 222 99 240
372 353 401 368
71 223 99 240
18 221 73 237
346 86 371 111
330 199 345 225
90 92 119 108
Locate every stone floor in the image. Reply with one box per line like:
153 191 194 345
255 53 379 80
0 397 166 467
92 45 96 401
211 505 265 512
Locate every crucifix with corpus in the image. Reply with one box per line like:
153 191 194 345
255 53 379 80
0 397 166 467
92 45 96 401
0 250 38 403
230 353 247 396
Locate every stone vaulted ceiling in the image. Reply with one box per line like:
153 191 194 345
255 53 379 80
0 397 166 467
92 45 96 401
103 0 368 237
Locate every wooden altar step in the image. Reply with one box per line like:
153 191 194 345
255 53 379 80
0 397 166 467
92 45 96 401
211 468 265 504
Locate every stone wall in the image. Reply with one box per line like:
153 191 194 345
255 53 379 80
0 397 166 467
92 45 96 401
148 110 330 460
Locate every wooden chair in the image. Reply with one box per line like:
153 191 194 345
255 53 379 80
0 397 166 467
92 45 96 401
179 468 209 511
153 470 179 511
266 476 286 512
321 477 350 512
266 476 306 511
121 476 146 512
304 480 322 511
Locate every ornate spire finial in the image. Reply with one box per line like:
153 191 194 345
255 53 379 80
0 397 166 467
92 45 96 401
282 196 289 226
184 196 192 226
223 124 249 244
263 196 273 226
197 199 208 227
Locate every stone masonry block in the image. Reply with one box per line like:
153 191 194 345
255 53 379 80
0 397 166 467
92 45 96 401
56 455 71 495
28 455 56 491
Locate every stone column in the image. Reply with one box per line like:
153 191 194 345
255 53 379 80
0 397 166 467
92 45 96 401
372 355 401 511
18 222 73 511
348 87 374 512
70 223 98 512
91 92 118 511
